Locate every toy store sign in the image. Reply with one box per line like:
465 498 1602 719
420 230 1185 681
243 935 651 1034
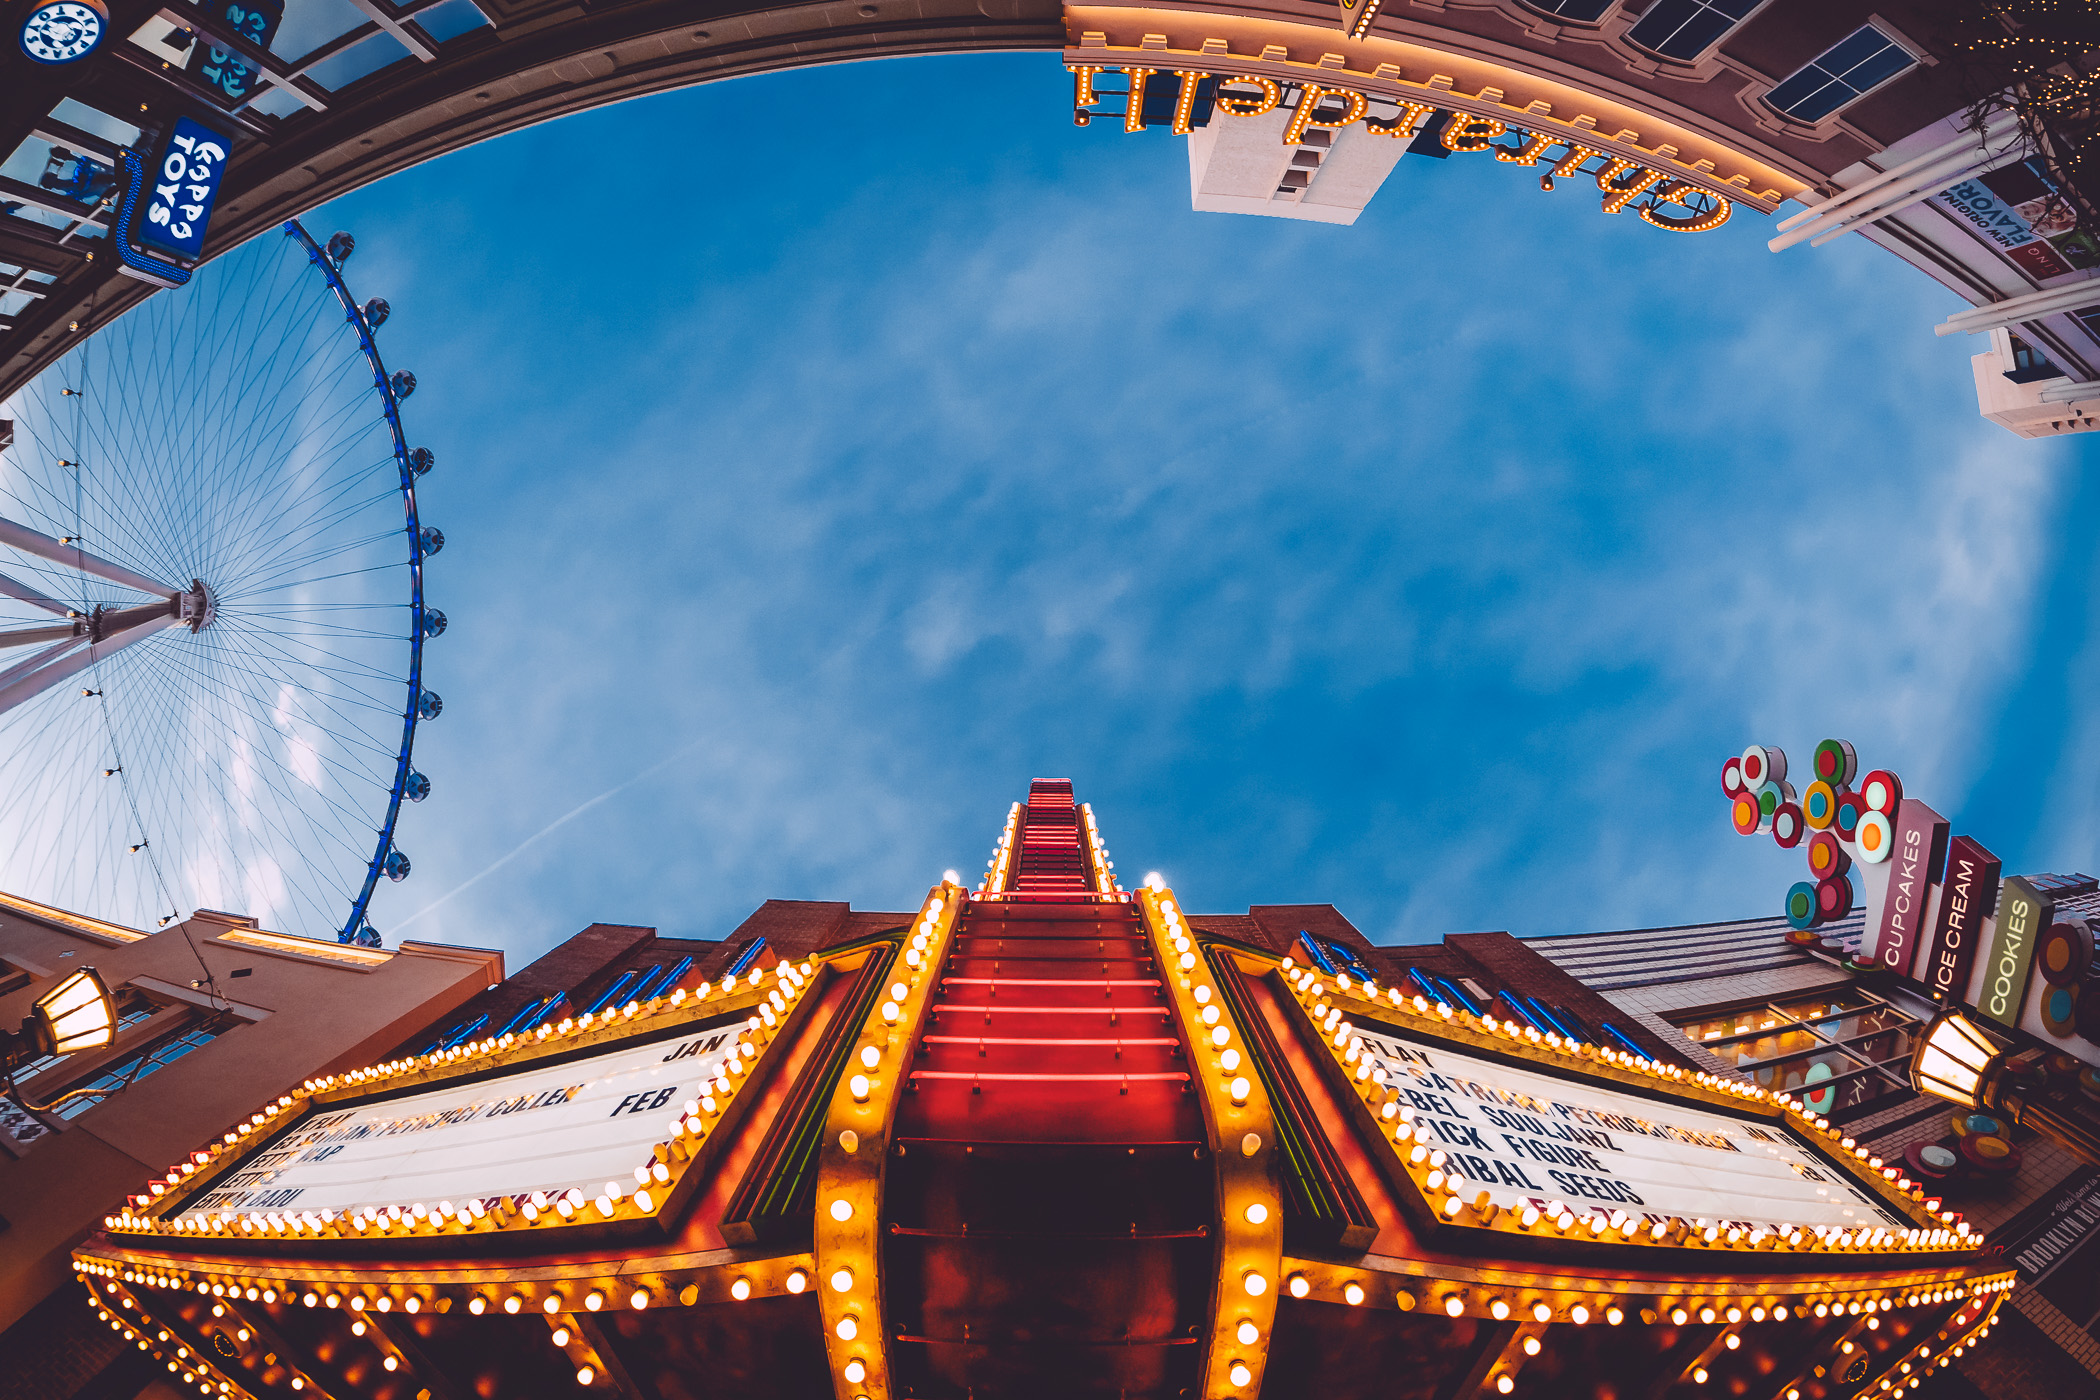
188 1018 749 1214
1350 1021 1905 1231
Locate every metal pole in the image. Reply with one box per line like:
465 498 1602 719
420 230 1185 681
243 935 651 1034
0 515 182 597
1938 277 2100 337
0 614 179 719
1772 111 2020 234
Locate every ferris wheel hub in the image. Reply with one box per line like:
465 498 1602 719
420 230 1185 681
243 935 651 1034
178 579 214 633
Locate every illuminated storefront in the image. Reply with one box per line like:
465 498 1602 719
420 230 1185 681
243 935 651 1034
71 782 2011 1400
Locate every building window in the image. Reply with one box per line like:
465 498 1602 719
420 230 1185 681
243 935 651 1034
1674 990 1921 1120
1627 0 1763 60
1764 25 1918 123
2005 335 2060 384
53 1018 225 1119
1521 0 1619 23
9 1003 157 1084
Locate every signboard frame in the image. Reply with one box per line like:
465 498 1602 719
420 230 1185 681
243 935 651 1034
1282 967 1973 1266
119 961 834 1251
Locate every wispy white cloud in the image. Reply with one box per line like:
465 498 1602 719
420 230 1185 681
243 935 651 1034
315 55 2095 966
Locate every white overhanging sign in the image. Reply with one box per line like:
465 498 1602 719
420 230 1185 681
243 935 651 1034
1356 1021 1906 1233
189 1018 748 1215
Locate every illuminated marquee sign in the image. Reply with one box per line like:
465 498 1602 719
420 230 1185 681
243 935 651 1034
1067 66 1732 234
1352 1019 1906 1233
190 1016 746 1215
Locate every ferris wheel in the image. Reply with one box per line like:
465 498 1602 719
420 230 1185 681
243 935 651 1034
0 221 441 946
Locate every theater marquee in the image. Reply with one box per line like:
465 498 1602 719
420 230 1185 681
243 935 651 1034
1353 1022 1906 1232
190 1016 748 1215
1286 965 1963 1257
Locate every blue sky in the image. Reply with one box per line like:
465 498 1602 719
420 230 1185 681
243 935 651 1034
315 54 2100 967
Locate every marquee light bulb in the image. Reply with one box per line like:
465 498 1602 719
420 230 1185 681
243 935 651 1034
831 1269 854 1293
1228 1363 1252 1387
844 1361 866 1383
830 1199 854 1222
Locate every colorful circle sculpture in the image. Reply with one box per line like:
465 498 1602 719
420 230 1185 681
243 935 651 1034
2042 981 2080 1037
1904 1141 1958 1181
1740 745 1786 787
1959 1131 2020 1175
1806 829 1849 880
1801 780 1837 830
1732 792 1765 836
1724 738 1885 931
1800 1060 1835 1116
1752 779 1779 819
1832 789 1866 840
1812 739 1858 787
1854 809 1894 864
2039 919 2094 986
1785 882 1819 931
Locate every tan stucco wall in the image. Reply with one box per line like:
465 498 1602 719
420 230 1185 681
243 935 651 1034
0 904 501 1333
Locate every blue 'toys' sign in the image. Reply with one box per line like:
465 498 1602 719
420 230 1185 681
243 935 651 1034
139 116 233 262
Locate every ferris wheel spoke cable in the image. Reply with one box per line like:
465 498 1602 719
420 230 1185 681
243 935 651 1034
225 495 405 596
103 638 377 932
0 219 437 944
172 623 407 773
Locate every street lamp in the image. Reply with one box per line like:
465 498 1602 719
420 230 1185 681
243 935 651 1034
1 967 118 1107
1910 1008 2100 1165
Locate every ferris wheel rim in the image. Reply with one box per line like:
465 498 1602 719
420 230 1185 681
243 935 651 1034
279 218 428 947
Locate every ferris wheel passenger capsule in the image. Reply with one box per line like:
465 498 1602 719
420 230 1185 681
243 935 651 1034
416 689 443 720
419 527 444 557
325 232 355 265
383 849 411 882
389 371 416 400
361 298 389 330
421 609 446 638
403 771 431 803
409 447 434 476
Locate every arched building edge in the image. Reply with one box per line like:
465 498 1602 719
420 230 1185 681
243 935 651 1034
0 0 1952 400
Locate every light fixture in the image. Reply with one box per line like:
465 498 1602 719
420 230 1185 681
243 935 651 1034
1910 1009 2100 1164
3 967 119 1109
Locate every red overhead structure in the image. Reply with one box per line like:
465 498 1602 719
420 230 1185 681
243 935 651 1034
888 776 1206 1397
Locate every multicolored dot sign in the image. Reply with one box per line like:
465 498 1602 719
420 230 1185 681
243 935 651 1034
1723 740 1885 935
